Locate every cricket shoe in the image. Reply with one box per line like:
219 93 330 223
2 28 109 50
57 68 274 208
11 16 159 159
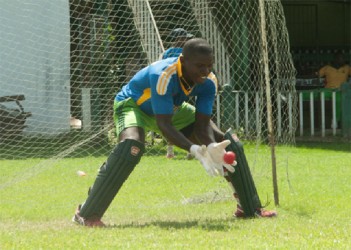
186 152 194 160
72 205 106 227
166 152 175 158
166 146 175 158
255 208 277 218
234 205 277 218
233 205 245 218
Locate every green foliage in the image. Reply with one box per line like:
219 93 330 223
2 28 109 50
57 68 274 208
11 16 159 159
0 143 350 249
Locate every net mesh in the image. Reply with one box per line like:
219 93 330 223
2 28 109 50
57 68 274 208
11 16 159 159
0 0 296 185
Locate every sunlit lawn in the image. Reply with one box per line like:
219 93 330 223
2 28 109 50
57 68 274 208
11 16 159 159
1 142 350 249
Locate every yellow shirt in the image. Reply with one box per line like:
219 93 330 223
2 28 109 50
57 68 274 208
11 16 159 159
318 64 351 89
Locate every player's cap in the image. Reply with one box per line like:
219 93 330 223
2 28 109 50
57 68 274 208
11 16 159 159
170 28 194 39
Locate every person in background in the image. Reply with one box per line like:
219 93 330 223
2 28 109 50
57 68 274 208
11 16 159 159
317 51 351 127
317 51 351 89
160 28 194 60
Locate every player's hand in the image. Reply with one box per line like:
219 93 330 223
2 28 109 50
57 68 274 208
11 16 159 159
190 145 223 176
207 140 236 173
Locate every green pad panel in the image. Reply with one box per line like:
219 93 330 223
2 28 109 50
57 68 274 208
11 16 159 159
224 130 262 217
79 139 145 219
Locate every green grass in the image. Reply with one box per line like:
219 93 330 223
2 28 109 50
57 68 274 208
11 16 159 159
1 142 350 249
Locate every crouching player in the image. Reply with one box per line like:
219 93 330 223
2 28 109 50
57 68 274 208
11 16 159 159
73 38 276 227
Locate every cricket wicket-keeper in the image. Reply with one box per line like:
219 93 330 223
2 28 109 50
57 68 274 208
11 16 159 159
73 38 276 227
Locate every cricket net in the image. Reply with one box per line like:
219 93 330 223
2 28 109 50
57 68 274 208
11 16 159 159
0 0 296 204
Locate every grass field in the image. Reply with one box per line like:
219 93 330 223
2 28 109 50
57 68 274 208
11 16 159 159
1 142 350 249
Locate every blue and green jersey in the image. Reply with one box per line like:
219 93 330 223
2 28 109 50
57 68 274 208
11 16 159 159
115 57 218 116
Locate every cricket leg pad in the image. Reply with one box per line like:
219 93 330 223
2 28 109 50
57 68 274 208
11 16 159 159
224 130 262 217
79 139 145 219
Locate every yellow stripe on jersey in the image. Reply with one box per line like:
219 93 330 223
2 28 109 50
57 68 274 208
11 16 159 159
176 57 192 96
136 88 151 106
176 57 183 78
160 66 174 94
207 72 218 94
156 63 177 95
179 80 187 94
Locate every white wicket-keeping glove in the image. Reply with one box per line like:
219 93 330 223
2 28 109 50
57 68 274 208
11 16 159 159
190 145 223 176
207 140 237 173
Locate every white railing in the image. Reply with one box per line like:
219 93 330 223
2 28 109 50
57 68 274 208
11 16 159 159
218 88 343 139
219 90 295 139
127 0 164 63
297 89 340 137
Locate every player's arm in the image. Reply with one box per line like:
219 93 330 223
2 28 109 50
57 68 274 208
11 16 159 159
155 112 216 150
156 112 233 175
191 78 218 145
155 114 193 151
156 113 235 176
191 112 216 145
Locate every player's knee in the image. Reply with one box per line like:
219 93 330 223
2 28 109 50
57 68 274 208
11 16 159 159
112 139 145 165
118 127 146 143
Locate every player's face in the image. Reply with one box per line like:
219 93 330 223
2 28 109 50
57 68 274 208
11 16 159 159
181 53 214 84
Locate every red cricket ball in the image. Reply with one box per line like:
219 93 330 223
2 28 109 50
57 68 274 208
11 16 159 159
223 151 236 164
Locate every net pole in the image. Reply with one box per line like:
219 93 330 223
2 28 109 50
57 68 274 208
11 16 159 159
258 0 279 206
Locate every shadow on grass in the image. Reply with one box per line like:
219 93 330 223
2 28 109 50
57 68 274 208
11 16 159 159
296 141 351 152
107 218 240 231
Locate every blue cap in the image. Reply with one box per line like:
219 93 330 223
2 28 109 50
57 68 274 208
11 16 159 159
170 28 194 39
